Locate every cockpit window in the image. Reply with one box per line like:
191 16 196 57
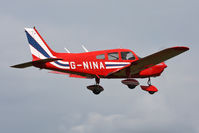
108 52 119 60
96 54 105 59
121 51 135 60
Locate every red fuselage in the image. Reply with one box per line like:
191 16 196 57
39 48 167 78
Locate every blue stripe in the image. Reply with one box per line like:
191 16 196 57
25 31 69 67
54 61 69 67
106 64 127 66
25 31 50 58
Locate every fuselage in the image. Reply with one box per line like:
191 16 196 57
42 48 167 78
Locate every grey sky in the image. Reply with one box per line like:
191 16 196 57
0 0 198 133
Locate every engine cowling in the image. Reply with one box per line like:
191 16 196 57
139 62 167 77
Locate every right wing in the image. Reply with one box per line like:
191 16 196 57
106 46 189 77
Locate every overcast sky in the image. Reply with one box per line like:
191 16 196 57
0 0 199 133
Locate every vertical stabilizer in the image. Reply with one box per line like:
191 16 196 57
25 27 56 60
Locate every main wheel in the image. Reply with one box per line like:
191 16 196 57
127 85 137 89
148 91 155 95
92 89 101 95
87 85 104 95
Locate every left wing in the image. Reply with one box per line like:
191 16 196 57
106 46 189 77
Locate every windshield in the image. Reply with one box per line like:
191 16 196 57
121 51 135 60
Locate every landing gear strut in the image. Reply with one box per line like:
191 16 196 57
147 78 155 94
140 77 158 95
87 77 104 95
147 77 151 86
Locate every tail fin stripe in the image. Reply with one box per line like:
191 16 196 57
33 27 54 55
29 45 46 59
31 29 54 57
25 27 70 69
26 32 69 67
54 61 70 67
25 31 50 58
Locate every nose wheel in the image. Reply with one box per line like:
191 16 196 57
87 77 104 95
140 77 158 95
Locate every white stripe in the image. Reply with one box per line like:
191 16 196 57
106 66 124 69
50 62 70 69
57 60 69 64
29 45 69 69
29 45 46 59
105 62 130 64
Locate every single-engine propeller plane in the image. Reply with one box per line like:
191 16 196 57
11 27 189 95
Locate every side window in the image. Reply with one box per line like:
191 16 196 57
108 52 119 60
121 52 135 60
96 54 105 59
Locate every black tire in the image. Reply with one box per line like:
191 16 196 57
148 91 155 95
93 89 101 95
127 85 137 89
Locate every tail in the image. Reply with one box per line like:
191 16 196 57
25 27 56 61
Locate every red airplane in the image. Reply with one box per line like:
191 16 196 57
11 27 189 95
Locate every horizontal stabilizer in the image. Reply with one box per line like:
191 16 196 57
10 58 63 68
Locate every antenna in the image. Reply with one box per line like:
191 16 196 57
82 45 89 52
64 48 70 53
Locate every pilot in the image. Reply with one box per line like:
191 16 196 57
121 52 127 60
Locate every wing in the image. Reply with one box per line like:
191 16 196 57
106 46 189 77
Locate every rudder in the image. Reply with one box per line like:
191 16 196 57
25 27 55 60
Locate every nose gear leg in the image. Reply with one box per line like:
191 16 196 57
140 77 158 95
87 76 104 95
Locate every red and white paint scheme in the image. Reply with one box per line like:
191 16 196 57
11 27 189 95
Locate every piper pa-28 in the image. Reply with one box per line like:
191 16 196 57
11 27 189 95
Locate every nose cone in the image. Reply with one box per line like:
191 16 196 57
161 62 167 68
139 62 167 77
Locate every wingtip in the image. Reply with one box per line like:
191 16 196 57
172 46 189 51
10 65 20 68
10 65 15 68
